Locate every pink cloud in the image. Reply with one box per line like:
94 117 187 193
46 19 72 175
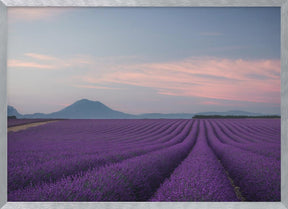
73 85 119 90
201 101 222 105
8 8 71 22
8 53 95 70
10 53 280 105
25 53 58 61
80 57 280 104
8 59 55 69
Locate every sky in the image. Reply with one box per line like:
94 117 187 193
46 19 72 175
7 7 281 115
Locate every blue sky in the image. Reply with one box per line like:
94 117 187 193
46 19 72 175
7 7 280 114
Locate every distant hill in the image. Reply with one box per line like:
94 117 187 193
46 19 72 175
7 106 22 118
7 99 278 119
22 99 135 119
195 110 264 116
137 110 265 119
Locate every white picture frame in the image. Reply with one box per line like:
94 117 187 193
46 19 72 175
0 0 287 209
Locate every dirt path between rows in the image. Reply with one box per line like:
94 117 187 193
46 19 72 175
8 120 59 132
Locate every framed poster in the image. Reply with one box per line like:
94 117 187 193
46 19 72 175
0 0 287 209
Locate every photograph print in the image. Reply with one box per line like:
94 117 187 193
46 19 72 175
7 7 280 201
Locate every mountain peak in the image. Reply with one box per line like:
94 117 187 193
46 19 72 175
74 99 101 104
49 99 132 119
66 99 107 110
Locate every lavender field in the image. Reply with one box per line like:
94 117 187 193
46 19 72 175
8 118 280 201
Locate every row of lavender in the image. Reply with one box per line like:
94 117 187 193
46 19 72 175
8 118 280 201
